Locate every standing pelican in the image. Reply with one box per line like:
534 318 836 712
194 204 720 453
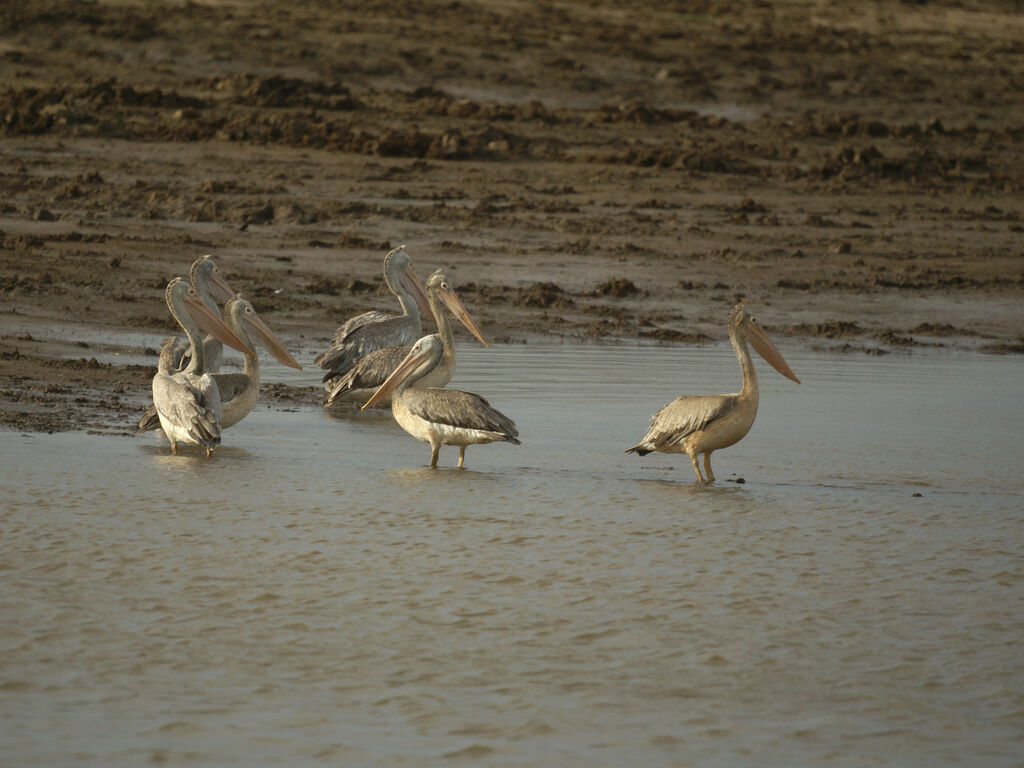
212 295 303 428
626 302 800 483
136 255 239 433
324 270 487 407
362 335 520 468
313 246 435 378
151 278 255 456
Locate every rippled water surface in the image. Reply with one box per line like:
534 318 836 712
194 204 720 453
3 345 1023 766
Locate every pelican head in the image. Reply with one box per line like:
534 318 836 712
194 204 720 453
166 277 255 357
224 295 303 369
361 335 444 410
426 269 488 347
190 255 235 306
730 302 800 384
383 245 435 326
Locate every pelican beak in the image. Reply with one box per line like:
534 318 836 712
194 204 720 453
747 322 800 384
243 310 303 369
361 346 427 410
439 287 488 347
401 265 437 327
207 270 236 305
184 295 256 357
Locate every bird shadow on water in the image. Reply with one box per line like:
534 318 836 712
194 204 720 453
138 443 257 466
321 404 394 424
631 474 750 496
386 465 493 483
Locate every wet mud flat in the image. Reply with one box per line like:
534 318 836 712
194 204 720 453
2 0 1024 433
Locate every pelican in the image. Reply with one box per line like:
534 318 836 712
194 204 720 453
313 245 435 378
324 270 487 407
626 302 800 483
167 255 236 373
152 278 256 456
211 295 303 428
362 335 520 468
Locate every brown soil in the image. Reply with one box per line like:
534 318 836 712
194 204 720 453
2 0 1023 433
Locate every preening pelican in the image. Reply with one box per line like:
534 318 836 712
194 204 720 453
362 335 520 468
324 270 487 407
151 278 255 456
314 246 435 378
626 302 800 483
212 295 303 428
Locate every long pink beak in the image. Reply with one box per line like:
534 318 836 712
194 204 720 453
185 295 256 357
747 322 800 384
361 346 428 410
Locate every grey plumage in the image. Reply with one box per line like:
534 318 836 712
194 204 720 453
403 388 520 444
315 312 418 379
151 372 221 448
324 344 408 405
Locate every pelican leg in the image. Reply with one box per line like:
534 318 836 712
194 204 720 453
170 441 178 456
457 446 466 468
205 446 213 458
429 444 440 468
703 452 715 483
688 453 704 483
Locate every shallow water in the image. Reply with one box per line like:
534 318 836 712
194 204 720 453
2 345 1023 766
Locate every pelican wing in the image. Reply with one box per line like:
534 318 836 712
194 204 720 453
404 388 520 443
329 310 392 345
210 372 251 404
152 372 222 446
315 313 420 376
135 404 161 433
629 394 737 453
324 345 410 404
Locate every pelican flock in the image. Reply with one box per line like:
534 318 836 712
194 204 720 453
137 247 802 484
626 301 800 483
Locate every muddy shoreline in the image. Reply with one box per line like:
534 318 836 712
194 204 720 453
2 1 1022 433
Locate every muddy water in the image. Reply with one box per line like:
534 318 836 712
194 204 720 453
2 345 1023 766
